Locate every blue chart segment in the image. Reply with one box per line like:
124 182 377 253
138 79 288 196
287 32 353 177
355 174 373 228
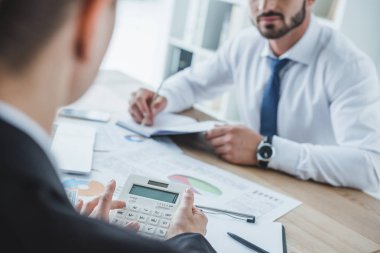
125 134 146 143
168 174 222 197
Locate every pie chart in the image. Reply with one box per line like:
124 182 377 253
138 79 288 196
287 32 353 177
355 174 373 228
168 175 222 197
63 178 105 197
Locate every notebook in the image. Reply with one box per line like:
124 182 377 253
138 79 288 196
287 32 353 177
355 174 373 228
205 214 287 253
51 123 96 174
116 113 222 138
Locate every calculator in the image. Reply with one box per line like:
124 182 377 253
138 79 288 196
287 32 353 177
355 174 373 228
110 174 186 240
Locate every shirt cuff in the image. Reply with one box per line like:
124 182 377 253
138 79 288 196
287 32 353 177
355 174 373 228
159 88 178 113
269 136 302 176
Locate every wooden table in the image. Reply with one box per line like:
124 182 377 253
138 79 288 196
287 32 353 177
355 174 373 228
94 69 380 253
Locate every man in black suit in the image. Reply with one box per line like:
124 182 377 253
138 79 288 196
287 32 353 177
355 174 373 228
0 0 216 252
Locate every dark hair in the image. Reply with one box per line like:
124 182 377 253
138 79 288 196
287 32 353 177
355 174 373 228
0 0 77 71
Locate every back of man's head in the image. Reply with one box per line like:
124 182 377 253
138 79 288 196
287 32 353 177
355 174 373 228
0 0 76 72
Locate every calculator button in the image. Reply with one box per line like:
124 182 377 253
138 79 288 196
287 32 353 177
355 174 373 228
137 214 148 223
155 228 167 237
163 212 173 219
159 219 170 228
130 205 140 212
141 208 151 215
111 217 121 225
153 210 162 217
126 212 137 220
144 225 156 234
115 209 127 218
148 217 159 225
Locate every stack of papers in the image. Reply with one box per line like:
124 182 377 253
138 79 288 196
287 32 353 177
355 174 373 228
116 113 222 137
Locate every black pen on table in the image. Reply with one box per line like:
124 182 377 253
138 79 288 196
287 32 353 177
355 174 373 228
141 81 165 126
227 232 269 253
195 205 255 223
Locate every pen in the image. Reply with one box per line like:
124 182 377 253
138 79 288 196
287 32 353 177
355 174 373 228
141 81 165 126
195 205 255 223
227 232 269 253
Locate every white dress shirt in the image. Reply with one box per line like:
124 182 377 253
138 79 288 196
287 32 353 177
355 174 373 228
160 16 380 194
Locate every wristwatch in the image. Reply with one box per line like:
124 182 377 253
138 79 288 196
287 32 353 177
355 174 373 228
256 136 275 168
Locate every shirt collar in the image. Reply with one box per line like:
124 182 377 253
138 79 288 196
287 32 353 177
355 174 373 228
261 15 321 65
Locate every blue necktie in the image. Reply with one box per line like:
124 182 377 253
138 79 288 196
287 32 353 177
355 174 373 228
260 57 290 136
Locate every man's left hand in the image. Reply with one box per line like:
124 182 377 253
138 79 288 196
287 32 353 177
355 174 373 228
205 125 262 165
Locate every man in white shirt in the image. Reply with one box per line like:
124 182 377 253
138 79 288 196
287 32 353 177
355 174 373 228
128 0 380 193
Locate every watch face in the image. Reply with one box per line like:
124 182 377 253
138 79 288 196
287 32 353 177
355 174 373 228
258 145 273 160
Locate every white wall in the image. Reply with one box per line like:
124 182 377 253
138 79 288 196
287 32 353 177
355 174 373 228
101 0 173 87
339 0 380 76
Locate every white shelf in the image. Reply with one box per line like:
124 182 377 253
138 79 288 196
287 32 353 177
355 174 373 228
218 0 246 6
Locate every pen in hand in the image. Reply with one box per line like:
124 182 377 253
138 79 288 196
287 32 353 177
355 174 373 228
141 81 165 126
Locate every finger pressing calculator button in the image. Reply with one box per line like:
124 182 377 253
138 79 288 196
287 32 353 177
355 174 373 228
137 214 148 223
148 217 159 225
144 225 156 234
163 212 173 219
153 210 162 217
155 228 167 238
137 223 145 232
159 219 170 228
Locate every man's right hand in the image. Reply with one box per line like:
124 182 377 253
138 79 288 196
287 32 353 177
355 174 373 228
167 188 208 239
128 88 167 126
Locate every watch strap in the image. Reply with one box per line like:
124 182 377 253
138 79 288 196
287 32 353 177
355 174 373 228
258 136 273 168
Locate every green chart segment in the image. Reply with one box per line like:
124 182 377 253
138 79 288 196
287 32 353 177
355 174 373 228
168 175 222 197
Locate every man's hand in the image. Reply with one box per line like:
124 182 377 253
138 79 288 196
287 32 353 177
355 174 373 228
128 88 167 126
167 188 208 239
205 125 263 165
75 180 139 232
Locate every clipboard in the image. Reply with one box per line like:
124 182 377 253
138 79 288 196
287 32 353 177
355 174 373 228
205 214 287 253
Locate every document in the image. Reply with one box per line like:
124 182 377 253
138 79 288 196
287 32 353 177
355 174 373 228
51 122 96 174
116 113 222 137
206 214 286 253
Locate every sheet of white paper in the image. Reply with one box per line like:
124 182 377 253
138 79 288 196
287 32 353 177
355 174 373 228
51 123 96 174
206 214 285 253
116 113 221 137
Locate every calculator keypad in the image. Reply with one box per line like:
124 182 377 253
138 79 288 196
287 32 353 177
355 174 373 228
111 205 172 240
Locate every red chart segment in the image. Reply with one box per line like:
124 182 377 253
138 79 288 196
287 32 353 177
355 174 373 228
168 174 222 197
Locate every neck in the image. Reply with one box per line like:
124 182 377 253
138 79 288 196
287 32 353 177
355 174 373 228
0 63 69 135
269 13 311 57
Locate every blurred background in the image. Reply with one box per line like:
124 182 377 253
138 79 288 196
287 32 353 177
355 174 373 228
100 0 380 122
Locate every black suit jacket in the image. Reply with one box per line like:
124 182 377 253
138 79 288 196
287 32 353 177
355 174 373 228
0 118 216 253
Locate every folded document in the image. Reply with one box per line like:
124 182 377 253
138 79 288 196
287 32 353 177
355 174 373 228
116 113 222 137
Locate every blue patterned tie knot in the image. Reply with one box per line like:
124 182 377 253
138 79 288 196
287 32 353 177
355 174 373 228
260 57 290 136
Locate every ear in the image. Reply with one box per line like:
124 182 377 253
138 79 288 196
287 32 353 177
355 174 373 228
74 0 113 61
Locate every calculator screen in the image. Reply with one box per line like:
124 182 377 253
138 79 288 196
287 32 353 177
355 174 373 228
129 184 179 203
